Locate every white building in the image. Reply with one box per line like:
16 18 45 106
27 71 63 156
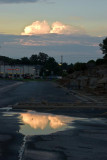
0 64 42 79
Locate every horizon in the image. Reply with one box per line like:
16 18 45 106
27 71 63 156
0 0 107 63
0 52 104 65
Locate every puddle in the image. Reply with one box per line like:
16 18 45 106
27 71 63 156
1 109 107 160
2 110 79 136
19 111 76 136
2 110 107 136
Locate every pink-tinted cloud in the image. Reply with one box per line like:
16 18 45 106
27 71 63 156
50 21 72 34
50 21 84 35
3 34 100 47
18 37 81 46
0 34 103 63
21 20 85 35
21 20 50 35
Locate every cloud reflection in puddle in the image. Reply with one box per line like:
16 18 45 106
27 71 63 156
20 111 74 135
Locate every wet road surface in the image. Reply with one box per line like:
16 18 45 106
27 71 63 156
0 80 79 107
0 80 107 160
0 109 107 160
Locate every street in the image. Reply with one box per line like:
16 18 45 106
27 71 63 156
0 79 107 160
0 80 79 108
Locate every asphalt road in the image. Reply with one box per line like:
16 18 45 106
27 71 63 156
0 80 79 107
0 80 107 160
0 110 107 160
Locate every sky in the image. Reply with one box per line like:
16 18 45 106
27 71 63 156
0 0 107 63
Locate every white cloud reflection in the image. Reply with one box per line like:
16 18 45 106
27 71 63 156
21 112 72 130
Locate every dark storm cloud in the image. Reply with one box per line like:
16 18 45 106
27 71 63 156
0 0 39 4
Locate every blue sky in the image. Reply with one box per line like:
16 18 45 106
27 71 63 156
0 0 106 63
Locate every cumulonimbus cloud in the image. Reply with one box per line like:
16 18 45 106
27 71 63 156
21 20 85 35
50 21 80 34
0 0 38 3
22 21 50 35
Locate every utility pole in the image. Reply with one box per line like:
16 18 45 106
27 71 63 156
61 55 63 64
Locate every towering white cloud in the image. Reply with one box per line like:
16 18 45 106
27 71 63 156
50 21 74 34
21 21 50 35
21 20 85 35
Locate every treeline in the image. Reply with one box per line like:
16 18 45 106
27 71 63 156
0 52 63 76
0 52 107 76
0 52 49 65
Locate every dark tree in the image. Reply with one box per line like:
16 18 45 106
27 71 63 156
99 37 107 59
74 62 87 71
38 52 48 65
44 57 59 75
61 63 68 70
0 55 14 65
96 58 107 65
30 54 38 65
87 60 96 68
67 63 74 74
12 59 21 65
21 57 30 65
